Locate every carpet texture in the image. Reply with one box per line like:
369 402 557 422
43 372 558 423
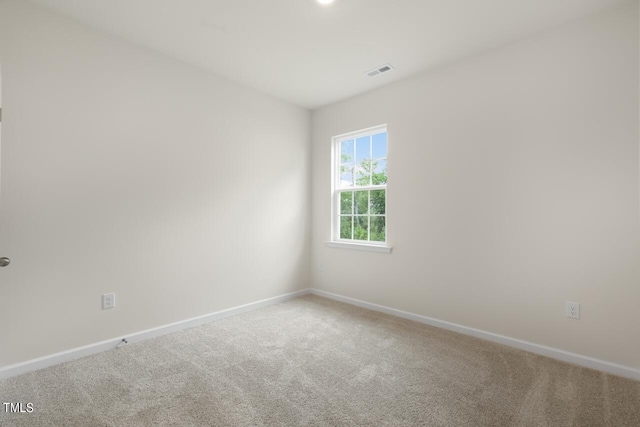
1 295 639 426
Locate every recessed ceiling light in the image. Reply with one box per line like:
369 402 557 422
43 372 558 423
317 0 335 5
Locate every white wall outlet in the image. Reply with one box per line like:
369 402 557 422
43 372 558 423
102 293 116 310
566 301 580 319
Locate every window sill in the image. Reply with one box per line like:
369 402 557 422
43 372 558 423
325 241 393 254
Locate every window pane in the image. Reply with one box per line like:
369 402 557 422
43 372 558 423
340 192 353 214
334 127 387 243
354 190 368 215
355 161 371 186
340 164 353 188
356 136 371 163
354 216 368 241
341 140 354 164
372 132 387 159
340 216 353 239
372 159 387 185
370 216 386 242
370 189 385 214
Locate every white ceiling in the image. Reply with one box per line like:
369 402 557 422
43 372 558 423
28 0 628 109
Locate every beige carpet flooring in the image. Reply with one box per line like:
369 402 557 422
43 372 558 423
1 294 639 426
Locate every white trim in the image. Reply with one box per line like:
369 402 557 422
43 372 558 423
3 287 638 382
331 124 389 244
309 289 640 381
325 241 392 253
0 288 312 380
333 124 387 142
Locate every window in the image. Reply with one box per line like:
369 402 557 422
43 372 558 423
331 125 388 249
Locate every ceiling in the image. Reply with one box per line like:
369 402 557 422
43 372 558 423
28 0 629 109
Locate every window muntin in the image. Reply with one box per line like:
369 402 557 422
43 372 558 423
333 126 387 244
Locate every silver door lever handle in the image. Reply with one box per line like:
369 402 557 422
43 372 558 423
0 257 10 267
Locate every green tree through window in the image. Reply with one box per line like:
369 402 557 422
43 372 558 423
335 127 387 243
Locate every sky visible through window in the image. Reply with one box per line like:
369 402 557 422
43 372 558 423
340 132 387 188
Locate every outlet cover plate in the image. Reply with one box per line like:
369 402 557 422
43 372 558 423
566 301 580 319
102 293 115 310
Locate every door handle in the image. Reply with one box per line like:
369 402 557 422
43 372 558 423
0 257 10 267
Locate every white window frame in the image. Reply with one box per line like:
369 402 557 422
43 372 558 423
326 124 392 254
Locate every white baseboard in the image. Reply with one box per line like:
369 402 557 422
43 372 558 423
0 288 312 380
310 289 640 382
3 287 638 382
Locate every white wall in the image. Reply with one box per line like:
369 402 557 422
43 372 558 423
1 0 637 373
312 1 640 369
0 0 310 366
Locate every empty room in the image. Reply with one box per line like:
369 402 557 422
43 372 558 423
1 0 639 425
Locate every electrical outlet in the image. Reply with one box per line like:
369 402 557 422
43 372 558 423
102 293 115 310
566 301 580 319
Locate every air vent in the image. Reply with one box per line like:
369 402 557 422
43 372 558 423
365 64 394 78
